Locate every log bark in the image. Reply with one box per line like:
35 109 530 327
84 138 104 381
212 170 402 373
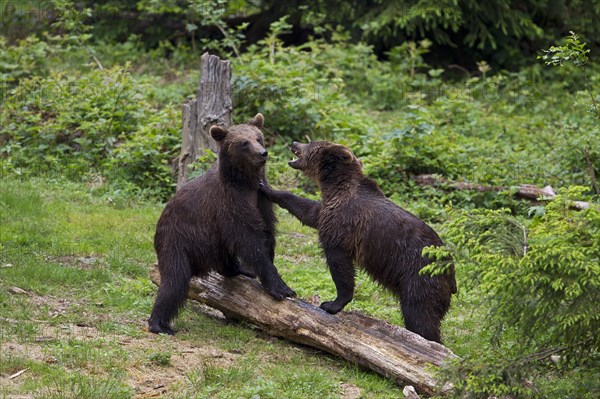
176 53 232 190
150 266 456 396
413 174 592 211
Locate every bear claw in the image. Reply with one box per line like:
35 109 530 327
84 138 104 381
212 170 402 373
320 301 344 314
265 284 296 300
148 321 175 335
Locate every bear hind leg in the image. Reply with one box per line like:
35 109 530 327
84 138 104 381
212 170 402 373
320 247 355 314
221 255 257 279
400 297 447 343
148 252 192 335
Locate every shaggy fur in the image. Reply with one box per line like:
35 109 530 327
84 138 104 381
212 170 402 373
148 114 295 335
260 141 456 342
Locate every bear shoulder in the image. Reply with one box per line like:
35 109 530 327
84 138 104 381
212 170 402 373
359 176 385 196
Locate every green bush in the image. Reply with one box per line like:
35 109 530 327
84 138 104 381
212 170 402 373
1 66 140 171
0 36 51 85
0 62 180 200
2 68 135 171
108 104 181 198
425 188 600 397
232 20 350 138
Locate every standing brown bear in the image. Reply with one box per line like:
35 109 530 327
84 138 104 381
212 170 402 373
260 141 456 342
148 114 296 335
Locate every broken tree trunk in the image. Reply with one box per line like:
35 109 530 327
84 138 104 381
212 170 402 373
150 266 456 396
177 53 232 190
413 174 592 211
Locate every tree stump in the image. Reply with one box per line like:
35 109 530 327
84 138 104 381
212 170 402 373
150 266 456 396
177 53 232 190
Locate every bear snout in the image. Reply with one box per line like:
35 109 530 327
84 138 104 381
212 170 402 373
290 141 306 157
260 150 268 158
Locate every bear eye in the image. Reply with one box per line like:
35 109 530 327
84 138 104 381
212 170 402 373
241 141 250 147
257 137 264 145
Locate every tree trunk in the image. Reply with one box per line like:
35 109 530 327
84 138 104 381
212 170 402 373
176 53 232 190
150 266 456 396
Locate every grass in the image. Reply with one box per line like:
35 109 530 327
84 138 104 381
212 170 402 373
2 174 593 397
2 176 453 398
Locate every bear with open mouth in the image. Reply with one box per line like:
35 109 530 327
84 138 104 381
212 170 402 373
260 140 456 343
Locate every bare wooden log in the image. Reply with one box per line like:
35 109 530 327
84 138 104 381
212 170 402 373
150 266 456 396
176 53 232 190
413 174 592 210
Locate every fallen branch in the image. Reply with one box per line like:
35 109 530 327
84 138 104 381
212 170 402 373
150 266 456 396
9 368 28 380
413 174 592 210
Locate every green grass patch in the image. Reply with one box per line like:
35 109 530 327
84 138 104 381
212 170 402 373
0 177 417 397
1 177 594 397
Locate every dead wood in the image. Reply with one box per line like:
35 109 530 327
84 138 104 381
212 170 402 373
177 53 232 190
413 174 592 210
150 266 456 396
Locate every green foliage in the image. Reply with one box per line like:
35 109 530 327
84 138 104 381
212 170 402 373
185 0 248 57
0 35 51 84
2 11 600 396
1 65 140 170
232 23 377 140
539 31 590 68
108 105 181 198
0 45 180 199
148 351 172 366
426 188 600 397
252 0 600 67
539 31 600 194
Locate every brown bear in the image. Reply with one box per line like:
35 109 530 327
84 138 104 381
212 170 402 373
260 140 456 342
148 113 296 335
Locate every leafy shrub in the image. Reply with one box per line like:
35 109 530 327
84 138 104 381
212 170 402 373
0 62 180 200
108 105 181 198
2 13 599 206
232 20 349 138
1 65 141 170
539 31 600 194
0 36 51 85
425 187 600 397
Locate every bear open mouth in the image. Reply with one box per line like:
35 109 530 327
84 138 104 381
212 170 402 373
288 157 300 168
288 142 304 169
288 145 302 168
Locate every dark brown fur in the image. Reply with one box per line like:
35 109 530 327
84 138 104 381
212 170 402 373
148 114 295 335
260 141 456 342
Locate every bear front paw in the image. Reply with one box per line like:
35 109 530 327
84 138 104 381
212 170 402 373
258 180 275 199
264 283 296 300
320 301 345 314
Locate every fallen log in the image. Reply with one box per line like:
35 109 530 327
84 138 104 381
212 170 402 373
150 266 456 396
413 174 592 210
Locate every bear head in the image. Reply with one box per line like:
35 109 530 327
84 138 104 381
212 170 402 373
209 113 268 170
288 141 363 186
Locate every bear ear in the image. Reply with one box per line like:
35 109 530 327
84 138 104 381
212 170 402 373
248 113 264 128
336 147 354 164
209 125 228 142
